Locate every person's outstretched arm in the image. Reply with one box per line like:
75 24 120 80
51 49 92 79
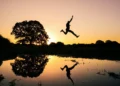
69 15 73 23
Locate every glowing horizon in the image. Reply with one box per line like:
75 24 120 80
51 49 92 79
0 0 120 44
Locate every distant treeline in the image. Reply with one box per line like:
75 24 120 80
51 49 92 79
0 35 120 61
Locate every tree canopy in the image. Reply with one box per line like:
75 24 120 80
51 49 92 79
96 40 104 44
11 20 49 45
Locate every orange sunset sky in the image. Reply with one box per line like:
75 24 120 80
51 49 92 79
0 0 120 44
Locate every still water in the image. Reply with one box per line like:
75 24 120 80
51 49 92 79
0 55 120 86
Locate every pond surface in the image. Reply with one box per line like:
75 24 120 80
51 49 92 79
0 55 120 86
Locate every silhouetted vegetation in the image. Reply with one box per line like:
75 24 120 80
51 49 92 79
0 35 13 49
96 40 104 44
0 35 15 64
0 35 120 61
11 54 48 78
11 20 49 45
46 41 120 60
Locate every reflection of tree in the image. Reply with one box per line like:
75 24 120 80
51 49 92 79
11 54 48 78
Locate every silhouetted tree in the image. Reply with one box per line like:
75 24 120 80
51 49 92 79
96 40 104 44
11 20 49 45
105 40 119 45
0 35 11 49
49 42 56 46
0 35 10 45
112 41 119 45
105 40 112 44
56 42 64 47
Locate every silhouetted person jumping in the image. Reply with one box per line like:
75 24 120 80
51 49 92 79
61 62 79 85
60 15 79 38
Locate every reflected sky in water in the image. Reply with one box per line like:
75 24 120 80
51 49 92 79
0 55 120 86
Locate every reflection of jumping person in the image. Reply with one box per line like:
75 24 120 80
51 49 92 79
61 62 79 85
60 15 79 38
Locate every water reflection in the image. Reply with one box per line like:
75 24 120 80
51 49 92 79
0 55 120 86
61 62 79 85
97 70 120 80
0 74 4 82
108 72 120 79
11 54 49 78
9 79 17 86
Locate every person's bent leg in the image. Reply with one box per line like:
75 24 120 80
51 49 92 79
69 30 79 38
61 29 68 35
